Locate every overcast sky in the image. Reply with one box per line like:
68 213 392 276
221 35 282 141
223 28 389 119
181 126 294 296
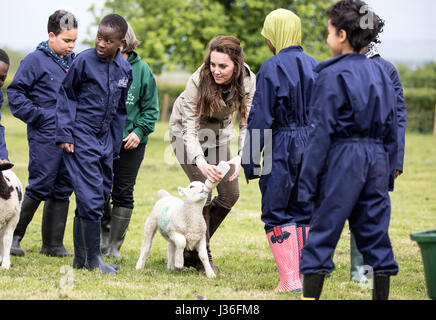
0 0 435 65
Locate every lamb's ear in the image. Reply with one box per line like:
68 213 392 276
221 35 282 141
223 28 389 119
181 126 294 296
178 186 186 197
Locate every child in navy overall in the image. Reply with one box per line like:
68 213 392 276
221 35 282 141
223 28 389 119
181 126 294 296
349 42 407 283
241 9 318 293
56 14 132 274
7 10 78 257
298 0 399 300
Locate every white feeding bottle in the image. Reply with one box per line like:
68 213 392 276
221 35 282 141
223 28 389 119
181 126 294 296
205 161 231 191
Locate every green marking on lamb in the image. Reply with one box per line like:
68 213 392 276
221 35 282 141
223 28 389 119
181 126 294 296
158 206 172 232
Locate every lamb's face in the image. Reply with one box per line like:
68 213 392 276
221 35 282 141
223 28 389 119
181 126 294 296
178 181 209 204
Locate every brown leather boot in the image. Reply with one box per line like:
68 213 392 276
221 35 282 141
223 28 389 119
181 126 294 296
195 200 231 274
208 199 231 238
183 204 218 273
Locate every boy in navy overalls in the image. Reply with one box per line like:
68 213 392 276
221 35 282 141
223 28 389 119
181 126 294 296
298 0 399 300
56 14 132 274
7 11 78 257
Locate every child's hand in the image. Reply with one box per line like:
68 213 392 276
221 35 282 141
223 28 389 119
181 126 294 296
395 170 402 179
123 132 140 150
59 143 74 153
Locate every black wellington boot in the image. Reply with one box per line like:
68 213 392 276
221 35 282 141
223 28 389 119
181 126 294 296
80 217 118 274
10 194 41 256
40 198 73 257
72 216 86 269
106 206 133 259
372 273 390 300
302 273 326 300
100 201 112 255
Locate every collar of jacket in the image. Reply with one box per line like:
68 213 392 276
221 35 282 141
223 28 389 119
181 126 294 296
36 40 75 71
314 53 366 73
127 50 141 65
94 47 124 66
278 45 304 55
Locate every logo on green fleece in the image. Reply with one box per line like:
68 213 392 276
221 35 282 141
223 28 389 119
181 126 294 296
158 206 172 232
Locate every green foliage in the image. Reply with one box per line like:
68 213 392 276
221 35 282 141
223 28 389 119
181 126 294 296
404 88 436 133
396 62 436 133
398 62 436 90
86 0 335 74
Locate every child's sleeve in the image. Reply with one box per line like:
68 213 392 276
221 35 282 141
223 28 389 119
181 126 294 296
7 56 48 126
133 64 159 140
55 59 82 145
383 100 398 191
389 65 406 173
241 64 276 180
0 123 7 160
111 69 133 159
298 73 340 202
0 96 8 160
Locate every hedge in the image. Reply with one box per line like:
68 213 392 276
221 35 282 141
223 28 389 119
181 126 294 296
3 79 436 134
156 84 436 134
404 88 436 133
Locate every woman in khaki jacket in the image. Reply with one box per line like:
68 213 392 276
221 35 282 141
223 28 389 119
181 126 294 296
169 35 256 273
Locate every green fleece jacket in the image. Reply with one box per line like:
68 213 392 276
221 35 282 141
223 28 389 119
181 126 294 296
124 51 159 145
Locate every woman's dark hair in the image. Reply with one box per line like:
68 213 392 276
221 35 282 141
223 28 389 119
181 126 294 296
197 36 248 124
327 0 384 52
47 10 78 36
0 49 9 66
100 14 129 40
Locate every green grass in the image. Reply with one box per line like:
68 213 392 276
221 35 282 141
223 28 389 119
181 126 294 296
1 112 435 300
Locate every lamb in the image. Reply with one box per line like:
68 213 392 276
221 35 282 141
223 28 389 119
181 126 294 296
135 181 216 278
0 165 23 269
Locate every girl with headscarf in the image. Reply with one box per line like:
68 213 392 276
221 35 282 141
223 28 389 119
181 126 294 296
241 8 318 293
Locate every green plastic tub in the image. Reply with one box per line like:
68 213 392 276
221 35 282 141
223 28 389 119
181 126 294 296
410 230 436 300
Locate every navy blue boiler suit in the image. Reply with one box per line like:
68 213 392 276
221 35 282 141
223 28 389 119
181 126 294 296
298 54 399 276
372 56 407 173
241 46 318 230
56 48 132 221
7 49 74 201
0 91 8 160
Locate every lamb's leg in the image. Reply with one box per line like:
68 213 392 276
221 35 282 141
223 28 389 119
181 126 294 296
169 233 186 269
167 241 175 270
1 214 19 269
197 236 216 278
135 216 158 270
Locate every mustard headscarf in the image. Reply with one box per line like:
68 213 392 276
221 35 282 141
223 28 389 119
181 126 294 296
261 8 302 54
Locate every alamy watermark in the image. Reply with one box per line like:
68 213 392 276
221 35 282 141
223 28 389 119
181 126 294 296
360 5 375 30
59 265 75 291
165 128 273 176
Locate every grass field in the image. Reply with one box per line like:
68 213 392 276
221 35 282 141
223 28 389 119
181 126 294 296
0 112 435 300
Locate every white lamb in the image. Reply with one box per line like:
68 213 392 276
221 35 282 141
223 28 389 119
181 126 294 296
0 168 23 269
135 181 216 278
